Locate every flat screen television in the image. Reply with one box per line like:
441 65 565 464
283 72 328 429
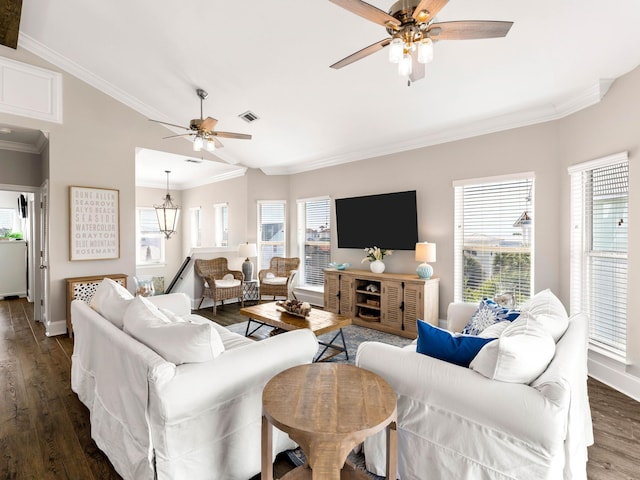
335 190 418 250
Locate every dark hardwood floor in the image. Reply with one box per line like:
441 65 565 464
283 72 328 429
0 298 638 479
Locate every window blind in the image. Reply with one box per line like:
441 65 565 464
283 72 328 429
0 208 14 231
258 201 286 270
454 175 534 304
569 153 628 357
298 198 331 287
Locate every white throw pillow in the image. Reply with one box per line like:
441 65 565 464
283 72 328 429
470 312 556 384
519 289 569 342
123 297 224 365
89 278 134 329
477 320 511 338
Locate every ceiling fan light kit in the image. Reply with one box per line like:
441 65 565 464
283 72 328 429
329 0 513 83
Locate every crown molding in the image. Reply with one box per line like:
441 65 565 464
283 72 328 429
136 167 247 190
20 34 248 166
262 79 615 176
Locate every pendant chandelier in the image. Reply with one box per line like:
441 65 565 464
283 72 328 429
155 170 180 239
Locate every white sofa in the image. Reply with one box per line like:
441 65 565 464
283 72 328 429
71 291 318 480
356 299 594 480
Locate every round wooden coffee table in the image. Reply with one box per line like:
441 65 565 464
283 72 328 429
261 363 397 480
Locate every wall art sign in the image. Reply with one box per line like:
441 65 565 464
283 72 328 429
69 186 120 260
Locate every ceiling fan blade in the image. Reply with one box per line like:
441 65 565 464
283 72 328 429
213 131 252 140
212 137 224 149
162 133 195 139
412 0 449 24
428 21 513 40
329 0 400 28
330 38 391 69
200 116 218 132
149 118 191 131
409 50 425 83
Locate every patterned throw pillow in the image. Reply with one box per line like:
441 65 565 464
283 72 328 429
462 298 520 335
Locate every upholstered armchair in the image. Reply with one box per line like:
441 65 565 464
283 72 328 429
194 257 244 315
258 257 300 301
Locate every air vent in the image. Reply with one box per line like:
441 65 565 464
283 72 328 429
239 110 259 123
185 158 202 164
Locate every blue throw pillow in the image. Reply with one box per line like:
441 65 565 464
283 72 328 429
461 298 520 335
416 320 497 367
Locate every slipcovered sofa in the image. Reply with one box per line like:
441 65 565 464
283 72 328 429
71 281 318 480
356 290 593 480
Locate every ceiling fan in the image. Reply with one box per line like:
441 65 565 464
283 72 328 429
149 88 252 153
329 0 513 83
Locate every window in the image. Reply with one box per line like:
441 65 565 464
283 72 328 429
190 207 202 248
213 203 228 247
136 207 165 265
454 173 534 304
297 197 331 287
0 208 15 234
257 201 286 270
569 152 628 358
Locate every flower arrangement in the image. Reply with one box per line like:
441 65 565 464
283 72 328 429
361 246 393 263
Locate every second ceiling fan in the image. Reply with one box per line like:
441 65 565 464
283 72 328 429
150 88 251 153
329 0 513 83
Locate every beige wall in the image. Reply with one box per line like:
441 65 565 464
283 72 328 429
0 48 218 330
287 121 562 311
557 67 640 377
0 149 43 187
180 174 249 252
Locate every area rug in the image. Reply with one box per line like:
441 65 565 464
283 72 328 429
285 446 382 480
225 321 413 364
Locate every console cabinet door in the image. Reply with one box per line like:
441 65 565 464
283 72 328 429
381 280 402 329
403 283 424 335
339 275 355 317
324 272 340 313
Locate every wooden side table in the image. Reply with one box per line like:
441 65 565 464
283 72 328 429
66 273 127 337
262 363 397 480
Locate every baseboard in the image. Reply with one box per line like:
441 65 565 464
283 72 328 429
588 350 640 402
46 319 68 337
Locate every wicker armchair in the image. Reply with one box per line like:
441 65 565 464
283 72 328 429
194 257 244 315
258 257 300 302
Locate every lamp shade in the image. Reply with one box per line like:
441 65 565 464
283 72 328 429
415 242 436 263
238 242 257 258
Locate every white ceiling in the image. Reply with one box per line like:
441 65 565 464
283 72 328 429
13 0 640 185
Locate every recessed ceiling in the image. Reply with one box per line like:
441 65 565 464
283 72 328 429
16 1 640 177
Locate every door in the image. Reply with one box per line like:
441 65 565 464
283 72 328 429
381 280 403 329
39 180 49 325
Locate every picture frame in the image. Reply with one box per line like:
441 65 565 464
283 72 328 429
69 186 120 261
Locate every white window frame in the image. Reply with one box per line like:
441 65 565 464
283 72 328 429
453 172 535 305
297 196 331 288
136 207 166 266
569 151 628 361
189 207 202 248
257 200 287 271
213 203 228 247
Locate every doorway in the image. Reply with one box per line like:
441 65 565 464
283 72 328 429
0 124 49 322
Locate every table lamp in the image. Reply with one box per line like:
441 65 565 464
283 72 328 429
238 242 257 281
415 242 436 279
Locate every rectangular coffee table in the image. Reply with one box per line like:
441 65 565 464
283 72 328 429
239 302 352 362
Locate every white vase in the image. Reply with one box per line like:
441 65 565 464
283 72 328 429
370 260 385 274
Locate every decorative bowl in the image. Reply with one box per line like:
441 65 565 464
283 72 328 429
276 300 312 318
328 262 350 270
